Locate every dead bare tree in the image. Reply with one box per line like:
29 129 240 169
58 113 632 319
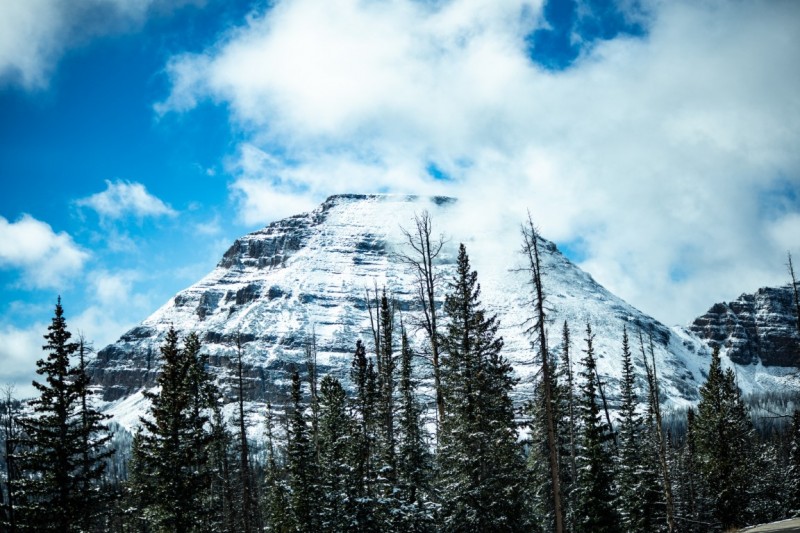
521 214 564 533
396 211 447 426
639 331 676 533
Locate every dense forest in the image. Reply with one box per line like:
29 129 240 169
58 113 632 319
1 216 799 533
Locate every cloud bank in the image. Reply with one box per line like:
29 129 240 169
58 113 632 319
160 0 800 325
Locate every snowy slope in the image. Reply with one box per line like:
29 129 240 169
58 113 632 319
88 194 800 430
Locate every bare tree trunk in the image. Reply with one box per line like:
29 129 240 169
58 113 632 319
1 386 19 533
235 335 254 533
639 332 675 533
366 284 381 370
561 322 578 484
398 211 446 427
522 216 564 533
594 365 617 450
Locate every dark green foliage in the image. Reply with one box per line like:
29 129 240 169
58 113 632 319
790 410 800 516
395 328 434 531
525 362 553 532
376 292 398 500
692 345 755 530
317 375 355 531
15 299 114 532
285 369 320 532
788 409 800 516
263 401 290 532
0 388 22 533
348 339 380 530
128 328 221 532
437 244 526 532
615 326 661 532
573 323 619 533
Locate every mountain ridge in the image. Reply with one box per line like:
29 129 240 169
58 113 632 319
87 194 800 429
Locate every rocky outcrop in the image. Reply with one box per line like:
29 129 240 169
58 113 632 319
689 286 800 366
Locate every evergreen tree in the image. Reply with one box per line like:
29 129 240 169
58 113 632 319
317 375 355 531
395 328 434 531
573 323 619 533
672 408 707 532
437 243 526 532
615 326 660 532
128 328 221 532
285 369 319 532
348 339 380 530
0 386 22 533
788 409 800 516
15 299 114 532
693 345 755 530
376 291 398 497
263 401 290 532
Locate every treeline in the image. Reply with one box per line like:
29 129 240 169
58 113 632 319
1 215 800 532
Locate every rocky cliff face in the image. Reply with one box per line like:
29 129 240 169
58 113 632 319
689 286 800 367
88 194 800 428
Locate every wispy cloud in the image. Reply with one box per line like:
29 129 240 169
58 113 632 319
0 0 202 89
158 0 800 325
0 214 88 289
76 179 177 220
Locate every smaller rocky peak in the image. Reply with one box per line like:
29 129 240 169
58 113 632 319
689 285 800 367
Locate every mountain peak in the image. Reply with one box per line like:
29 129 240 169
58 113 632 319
89 195 800 429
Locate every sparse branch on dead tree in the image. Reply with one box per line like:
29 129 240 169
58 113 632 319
521 213 564 533
396 210 447 427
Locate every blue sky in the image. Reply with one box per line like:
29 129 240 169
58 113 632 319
1 0 799 395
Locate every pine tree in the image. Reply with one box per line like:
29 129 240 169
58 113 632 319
693 345 755 530
559 321 578 493
15 299 114 532
395 327 433 531
788 409 800 516
639 331 676 532
263 401 290 532
348 339 379 530
128 328 221 532
376 291 398 495
615 326 660 532
438 243 526 532
285 369 319 532
317 375 355 531
573 323 620 533
0 386 21 533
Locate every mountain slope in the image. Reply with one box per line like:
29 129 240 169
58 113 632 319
88 194 800 428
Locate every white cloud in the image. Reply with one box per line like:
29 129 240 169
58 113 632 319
0 214 88 289
0 0 202 89
76 179 177 220
0 322 47 397
159 0 800 325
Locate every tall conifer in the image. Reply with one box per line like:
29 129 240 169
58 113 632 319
573 323 619 533
438 244 526 532
16 299 113 532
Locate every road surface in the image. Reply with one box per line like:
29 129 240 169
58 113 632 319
741 518 800 532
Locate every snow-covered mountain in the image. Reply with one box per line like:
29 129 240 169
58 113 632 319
88 194 800 429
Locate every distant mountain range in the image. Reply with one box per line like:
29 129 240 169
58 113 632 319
87 194 800 429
